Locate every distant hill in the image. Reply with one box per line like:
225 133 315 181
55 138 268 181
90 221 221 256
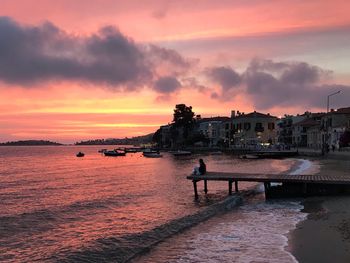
0 140 63 146
75 133 154 145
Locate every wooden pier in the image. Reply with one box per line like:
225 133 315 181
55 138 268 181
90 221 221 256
187 172 350 199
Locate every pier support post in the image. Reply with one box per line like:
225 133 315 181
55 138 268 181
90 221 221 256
204 180 208 194
264 182 270 198
303 183 307 196
235 181 238 192
229 180 233 195
193 180 199 199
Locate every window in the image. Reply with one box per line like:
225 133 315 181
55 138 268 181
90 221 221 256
268 122 275 130
244 122 251 130
255 123 264 132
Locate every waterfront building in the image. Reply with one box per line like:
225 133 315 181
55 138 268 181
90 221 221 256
322 107 350 149
196 117 231 147
278 114 307 145
292 113 324 147
231 111 278 146
159 124 171 148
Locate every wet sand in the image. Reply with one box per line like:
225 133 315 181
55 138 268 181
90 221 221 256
289 157 350 263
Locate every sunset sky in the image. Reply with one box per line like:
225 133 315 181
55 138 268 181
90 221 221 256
1 0 350 143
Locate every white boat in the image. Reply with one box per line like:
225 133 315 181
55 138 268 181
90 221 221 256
142 148 158 153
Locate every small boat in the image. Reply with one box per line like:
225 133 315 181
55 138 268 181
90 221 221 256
104 150 126 157
239 154 259 159
143 152 163 158
142 148 158 153
171 150 192 156
76 152 85 157
125 148 137 153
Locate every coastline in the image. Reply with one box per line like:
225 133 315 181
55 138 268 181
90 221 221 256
288 157 350 262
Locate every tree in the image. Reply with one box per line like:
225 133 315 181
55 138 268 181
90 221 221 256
152 128 162 145
170 104 196 146
173 104 195 128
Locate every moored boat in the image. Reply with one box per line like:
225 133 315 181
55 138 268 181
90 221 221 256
170 150 192 156
143 152 163 158
239 154 259 159
125 148 137 153
76 152 85 157
104 150 126 156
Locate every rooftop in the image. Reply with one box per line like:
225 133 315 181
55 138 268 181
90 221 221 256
234 111 278 120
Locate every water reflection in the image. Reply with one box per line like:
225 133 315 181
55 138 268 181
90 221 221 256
0 146 294 262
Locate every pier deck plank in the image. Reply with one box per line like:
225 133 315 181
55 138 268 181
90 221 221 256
187 172 350 185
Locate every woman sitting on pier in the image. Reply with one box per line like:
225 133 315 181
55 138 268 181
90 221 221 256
193 159 206 175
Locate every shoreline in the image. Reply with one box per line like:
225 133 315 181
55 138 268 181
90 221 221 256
288 157 350 262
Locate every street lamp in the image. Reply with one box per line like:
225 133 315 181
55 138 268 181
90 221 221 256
327 90 341 113
323 90 341 154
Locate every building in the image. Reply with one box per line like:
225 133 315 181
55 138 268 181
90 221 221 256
322 107 350 149
158 124 171 148
292 113 324 147
278 114 309 145
307 124 323 149
196 117 231 147
232 111 278 146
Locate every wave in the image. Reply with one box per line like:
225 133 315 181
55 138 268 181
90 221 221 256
54 195 244 263
0 195 133 239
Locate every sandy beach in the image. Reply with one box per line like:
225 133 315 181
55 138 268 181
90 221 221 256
289 155 350 263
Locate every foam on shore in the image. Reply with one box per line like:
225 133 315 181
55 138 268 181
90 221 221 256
289 158 320 175
280 158 320 262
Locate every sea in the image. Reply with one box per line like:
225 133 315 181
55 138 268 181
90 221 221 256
0 146 315 262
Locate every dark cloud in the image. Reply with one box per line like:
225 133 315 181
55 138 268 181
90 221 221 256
205 59 349 109
153 76 181 93
244 59 349 109
206 66 241 91
0 17 151 87
182 77 208 92
146 44 197 77
0 17 191 94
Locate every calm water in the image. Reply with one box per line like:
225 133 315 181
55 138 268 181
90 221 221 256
0 146 297 262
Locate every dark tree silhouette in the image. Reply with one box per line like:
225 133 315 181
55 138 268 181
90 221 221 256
152 128 162 144
172 104 195 128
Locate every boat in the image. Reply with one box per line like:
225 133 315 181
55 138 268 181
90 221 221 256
76 152 85 157
239 154 259 159
125 148 137 153
98 149 107 153
104 150 126 157
142 148 158 153
143 152 163 158
170 150 192 156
